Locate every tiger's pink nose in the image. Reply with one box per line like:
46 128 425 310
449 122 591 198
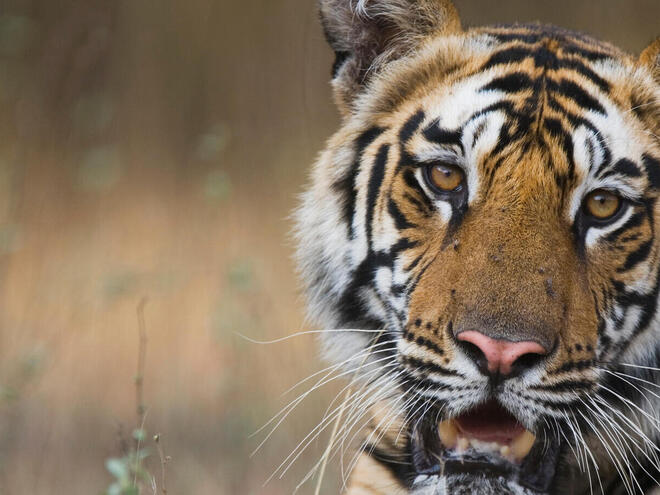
457 331 548 376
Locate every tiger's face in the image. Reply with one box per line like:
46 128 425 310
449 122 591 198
295 1 660 493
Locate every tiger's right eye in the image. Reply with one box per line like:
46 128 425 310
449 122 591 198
425 163 465 193
583 189 622 221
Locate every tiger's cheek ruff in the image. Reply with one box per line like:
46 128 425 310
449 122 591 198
297 3 660 493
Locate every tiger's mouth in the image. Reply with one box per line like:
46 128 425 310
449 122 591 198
412 400 561 493
439 400 536 460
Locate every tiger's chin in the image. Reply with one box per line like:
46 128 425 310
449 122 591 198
411 400 561 494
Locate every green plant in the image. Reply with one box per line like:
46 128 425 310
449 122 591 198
104 440 152 495
104 299 169 495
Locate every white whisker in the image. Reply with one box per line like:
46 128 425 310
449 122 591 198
236 328 387 345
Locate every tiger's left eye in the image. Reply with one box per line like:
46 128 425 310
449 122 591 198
426 163 465 193
583 189 622 221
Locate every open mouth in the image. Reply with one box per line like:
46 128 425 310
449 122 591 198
412 400 561 493
439 400 536 461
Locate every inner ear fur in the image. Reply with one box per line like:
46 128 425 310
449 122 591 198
319 0 461 115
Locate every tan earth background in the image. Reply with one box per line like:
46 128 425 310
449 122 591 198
0 1 658 494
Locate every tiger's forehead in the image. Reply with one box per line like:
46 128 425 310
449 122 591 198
396 53 646 174
362 27 659 211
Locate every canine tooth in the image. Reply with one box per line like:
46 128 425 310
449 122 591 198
457 437 469 452
438 420 458 448
511 430 536 460
500 445 511 457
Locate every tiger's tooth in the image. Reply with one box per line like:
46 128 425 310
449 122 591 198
457 437 469 452
500 445 511 457
438 420 458 448
511 430 536 460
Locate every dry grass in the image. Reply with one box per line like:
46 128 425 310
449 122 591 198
0 155 339 493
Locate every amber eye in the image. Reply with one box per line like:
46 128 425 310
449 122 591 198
426 163 465 193
583 189 622 221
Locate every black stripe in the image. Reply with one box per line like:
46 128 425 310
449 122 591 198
398 110 426 171
391 283 405 296
406 252 437 295
545 95 586 130
561 43 612 62
399 109 425 143
402 168 434 214
333 126 385 238
403 331 445 357
604 211 645 243
519 395 582 412
336 239 417 328
487 25 611 51
403 192 431 216
390 237 419 255
481 72 534 93
592 131 613 176
399 372 456 394
422 125 464 152
642 154 660 189
387 197 415 230
552 359 595 374
365 144 390 249
400 355 458 378
543 118 574 174
612 158 642 178
617 239 653 273
404 252 424 272
335 253 395 328
482 46 533 70
623 268 660 350
611 242 660 359
560 57 610 92
471 118 488 145
482 44 610 92
469 100 517 125
488 30 543 45
548 78 606 115
530 380 595 393
600 158 643 181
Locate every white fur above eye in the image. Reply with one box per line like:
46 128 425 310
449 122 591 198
583 203 634 248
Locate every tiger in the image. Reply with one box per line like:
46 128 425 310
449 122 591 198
293 1 660 493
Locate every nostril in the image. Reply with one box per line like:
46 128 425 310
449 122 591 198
455 330 498 374
498 340 548 375
509 351 545 374
455 338 489 374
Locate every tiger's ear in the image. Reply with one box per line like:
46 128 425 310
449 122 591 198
320 0 461 115
639 37 660 83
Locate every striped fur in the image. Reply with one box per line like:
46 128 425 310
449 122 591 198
295 2 660 493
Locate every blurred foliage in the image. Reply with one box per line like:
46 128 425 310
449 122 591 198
72 92 114 138
77 146 122 192
0 344 46 406
0 15 36 57
0 223 21 254
105 446 152 495
195 123 230 163
103 271 139 299
226 258 255 292
203 169 232 202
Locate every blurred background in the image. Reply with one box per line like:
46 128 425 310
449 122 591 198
0 1 658 493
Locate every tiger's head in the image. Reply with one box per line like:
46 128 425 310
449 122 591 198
295 1 660 493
